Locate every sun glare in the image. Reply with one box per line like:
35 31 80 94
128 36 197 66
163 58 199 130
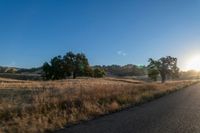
185 54 200 71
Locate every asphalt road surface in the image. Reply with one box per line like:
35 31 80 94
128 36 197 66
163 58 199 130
56 83 200 133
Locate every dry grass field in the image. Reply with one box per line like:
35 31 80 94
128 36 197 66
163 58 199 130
0 77 198 133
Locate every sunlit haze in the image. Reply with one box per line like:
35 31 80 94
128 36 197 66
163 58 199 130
183 54 200 71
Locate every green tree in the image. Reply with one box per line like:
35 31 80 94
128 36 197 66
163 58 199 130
50 56 65 80
169 64 180 79
84 66 94 77
63 52 90 79
93 68 106 78
43 51 93 80
148 56 179 83
42 62 52 80
63 51 76 77
42 56 65 80
75 53 90 77
147 67 159 81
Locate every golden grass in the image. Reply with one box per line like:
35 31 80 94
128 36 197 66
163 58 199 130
0 78 198 133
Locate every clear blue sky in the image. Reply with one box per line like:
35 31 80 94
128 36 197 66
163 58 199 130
1 0 200 69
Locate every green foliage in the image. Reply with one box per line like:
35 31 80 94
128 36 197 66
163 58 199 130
74 53 90 78
42 56 66 80
148 68 159 81
63 52 90 79
93 68 106 78
42 62 52 80
42 52 92 80
148 56 179 83
84 66 94 77
93 64 146 77
63 51 76 77
50 56 66 80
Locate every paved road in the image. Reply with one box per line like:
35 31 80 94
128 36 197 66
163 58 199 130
56 83 200 133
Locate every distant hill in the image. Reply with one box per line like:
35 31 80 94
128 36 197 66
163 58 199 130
0 66 42 80
0 66 19 73
0 66 42 74
93 64 147 77
0 64 147 80
17 67 42 74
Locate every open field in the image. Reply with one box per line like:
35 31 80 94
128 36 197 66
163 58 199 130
0 73 41 81
0 78 198 133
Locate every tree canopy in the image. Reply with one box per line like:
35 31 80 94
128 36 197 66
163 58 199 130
63 52 90 79
148 56 179 83
42 51 105 80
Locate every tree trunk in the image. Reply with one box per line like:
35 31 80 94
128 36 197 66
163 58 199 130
161 72 166 83
73 72 76 79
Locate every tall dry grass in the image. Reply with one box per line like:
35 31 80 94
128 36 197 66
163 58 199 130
0 78 198 133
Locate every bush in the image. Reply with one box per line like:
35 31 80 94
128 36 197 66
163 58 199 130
93 68 105 78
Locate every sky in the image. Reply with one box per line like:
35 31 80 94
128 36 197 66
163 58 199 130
1 0 200 70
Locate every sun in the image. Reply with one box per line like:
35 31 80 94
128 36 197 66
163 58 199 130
185 54 200 71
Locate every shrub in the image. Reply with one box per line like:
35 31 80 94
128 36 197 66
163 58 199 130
93 68 105 78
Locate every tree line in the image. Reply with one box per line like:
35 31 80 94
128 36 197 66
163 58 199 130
42 52 105 80
42 51 179 83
